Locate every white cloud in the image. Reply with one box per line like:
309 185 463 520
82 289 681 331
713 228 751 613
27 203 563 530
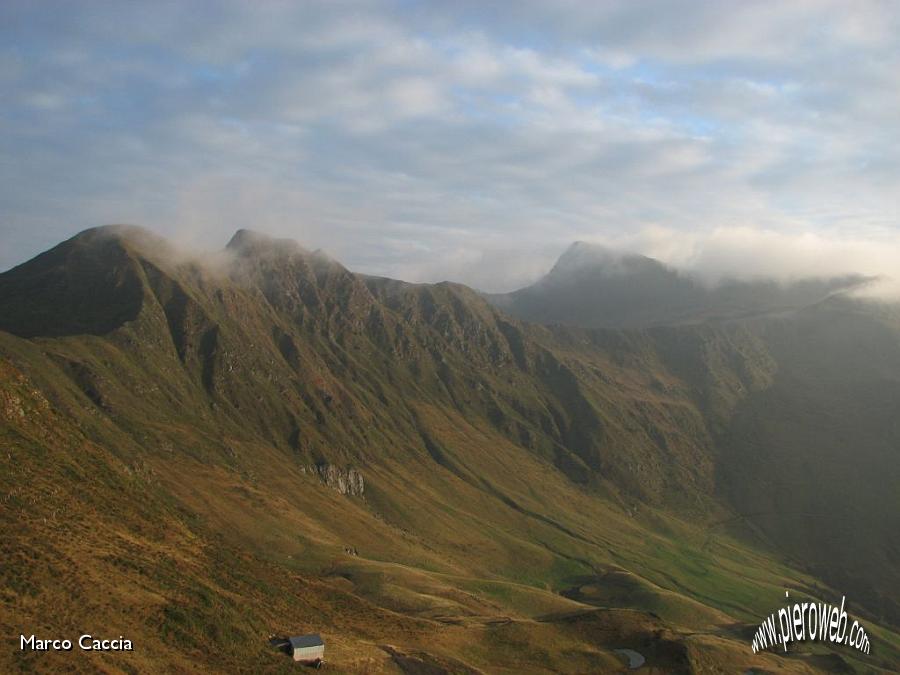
385 77 446 118
1 0 899 293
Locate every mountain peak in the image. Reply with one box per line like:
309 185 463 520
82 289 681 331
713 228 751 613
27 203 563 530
70 223 148 239
226 229 306 256
73 223 163 243
548 240 660 280
554 241 615 269
0 225 153 338
54 225 181 269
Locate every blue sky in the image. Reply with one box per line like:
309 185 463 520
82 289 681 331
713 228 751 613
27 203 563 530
2 1 900 290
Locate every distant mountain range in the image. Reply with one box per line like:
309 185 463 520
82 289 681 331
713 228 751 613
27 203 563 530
1 226 898 673
488 240 873 328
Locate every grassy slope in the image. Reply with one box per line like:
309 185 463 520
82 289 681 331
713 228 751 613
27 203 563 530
1 228 898 673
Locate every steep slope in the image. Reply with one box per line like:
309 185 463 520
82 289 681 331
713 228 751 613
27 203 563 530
0 225 152 337
1 227 898 673
713 298 900 625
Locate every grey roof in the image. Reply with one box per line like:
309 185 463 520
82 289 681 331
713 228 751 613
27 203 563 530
289 634 324 649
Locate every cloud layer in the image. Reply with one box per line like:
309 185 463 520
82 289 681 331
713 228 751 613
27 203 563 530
2 1 899 291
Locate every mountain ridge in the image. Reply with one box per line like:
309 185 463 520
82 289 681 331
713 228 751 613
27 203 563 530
2 226 898 673
489 239 873 329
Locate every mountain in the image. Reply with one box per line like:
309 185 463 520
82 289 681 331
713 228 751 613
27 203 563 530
491 241 900 628
488 241 871 329
1 227 898 673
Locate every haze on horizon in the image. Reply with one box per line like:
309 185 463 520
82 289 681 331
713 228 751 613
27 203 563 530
2 1 900 292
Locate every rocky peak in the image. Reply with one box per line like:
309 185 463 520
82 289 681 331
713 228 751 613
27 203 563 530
226 229 307 258
547 241 666 282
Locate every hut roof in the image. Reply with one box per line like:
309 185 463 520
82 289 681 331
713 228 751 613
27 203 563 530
289 634 324 649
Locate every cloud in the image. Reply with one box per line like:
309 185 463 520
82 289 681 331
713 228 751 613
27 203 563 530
575 226 900 298
1 0 899 294
379 225 900 296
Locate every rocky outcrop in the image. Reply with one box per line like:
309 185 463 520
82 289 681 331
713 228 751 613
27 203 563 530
301 463 364 496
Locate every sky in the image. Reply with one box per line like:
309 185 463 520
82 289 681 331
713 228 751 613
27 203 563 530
2 1 900 291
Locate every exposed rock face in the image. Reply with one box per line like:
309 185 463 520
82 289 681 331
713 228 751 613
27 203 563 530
302 463 364 496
